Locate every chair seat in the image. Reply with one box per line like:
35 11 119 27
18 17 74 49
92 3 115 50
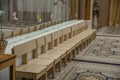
28 58 55 70
47 49 67 58
38 53 61 64
54 43 73 50
16 64 46 74
28 58 54 66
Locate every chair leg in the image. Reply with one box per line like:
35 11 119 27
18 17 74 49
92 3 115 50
52 66 56 79
58 61 62 72
45 73 47 80
64 56 67 66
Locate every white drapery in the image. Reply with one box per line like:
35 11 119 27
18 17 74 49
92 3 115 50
16 0 69 22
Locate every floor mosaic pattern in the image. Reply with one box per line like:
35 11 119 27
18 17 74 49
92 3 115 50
74 37 120 65
97 26 120 37
86 37 120 57
69 62 120 80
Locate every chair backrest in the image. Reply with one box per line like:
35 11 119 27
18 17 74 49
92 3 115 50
28 26 36 32
84 21 88 30
48 21 51 27
78 22 85 33
12 29 21 37
3 31 13 39
59 19 62 23
71 24 79 37
52 30 63 46
52 31 58 47
44 22 48 28
12 40 37 64
78 23 82 33
36 36 46 53
40 23 44 29
52 20 56 25
42 23 46 29
56 20 59 24
62 27 72 41
20 27 29 34
35 24 41 30
44 34 53 50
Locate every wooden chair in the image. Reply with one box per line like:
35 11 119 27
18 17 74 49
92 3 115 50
52 27 76 60
52 20 56 25
84 21 88 30
3 31 13 39
20 27 29 35
35 24 41 31
42 23 46 29
12 40 48 80
58 19 62 23
78 22 86 33
71 24 79 37
49 30 68 66
37 34 62 72
28 26 36 32
39 23 44 29
44 22 48 28
55 20 59 24
48 21 52 27
12 29 21 37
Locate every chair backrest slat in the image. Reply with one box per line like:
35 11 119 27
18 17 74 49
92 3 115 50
35 24 41 30
36 36 46 53
45 34 52 43
29 26 35 32
3 31 13 39
62 27 72 41
12 40 37 57
44 34 53 50
12 29 21 37
20 27 29 34
36 36 45 48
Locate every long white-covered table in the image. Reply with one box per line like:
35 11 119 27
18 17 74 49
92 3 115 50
5 20 84 54
0 20 85 80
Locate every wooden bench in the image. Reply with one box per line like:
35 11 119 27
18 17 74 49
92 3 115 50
2 31 13 39
11 21 97 80
38 34 62 72
12 29 21 37
20 27 29 35
28 26 36 32
12 40 56 80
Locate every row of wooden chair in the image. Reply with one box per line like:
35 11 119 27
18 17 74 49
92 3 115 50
2 19 63 39
12 21 96 80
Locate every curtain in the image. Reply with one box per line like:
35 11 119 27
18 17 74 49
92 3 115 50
69 0 79 20
84 0 91 20
109 0 120 27
16 0 69 22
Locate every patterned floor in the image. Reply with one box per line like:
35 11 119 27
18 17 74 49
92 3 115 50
69 36 120 80
74 37 120 64
61 27 120 80
70 62 120 80
97 26 120 37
